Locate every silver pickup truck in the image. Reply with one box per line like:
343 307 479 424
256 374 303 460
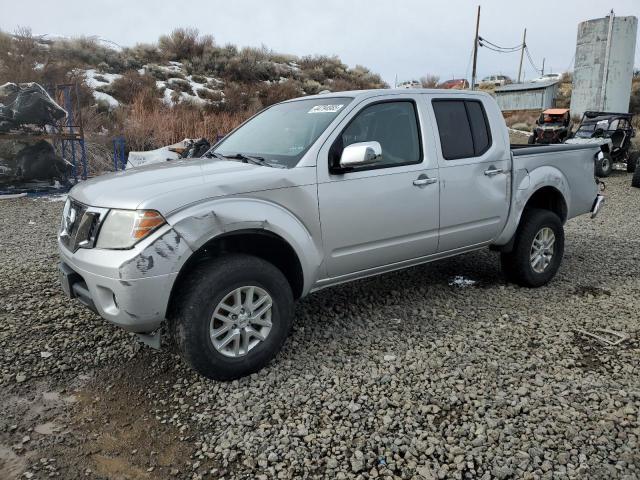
58 89 604 380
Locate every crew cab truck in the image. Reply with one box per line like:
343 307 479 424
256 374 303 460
58 89 604 380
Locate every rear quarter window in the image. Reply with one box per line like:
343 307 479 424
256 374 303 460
432 99 492 160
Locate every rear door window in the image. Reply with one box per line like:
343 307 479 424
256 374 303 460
432 99 492 160
432 101 474 159
466 101 491 155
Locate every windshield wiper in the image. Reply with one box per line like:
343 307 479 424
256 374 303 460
204 151 226 160
223 153 284 168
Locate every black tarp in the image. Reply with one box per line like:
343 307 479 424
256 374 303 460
0 82 67 131
0 140 68 185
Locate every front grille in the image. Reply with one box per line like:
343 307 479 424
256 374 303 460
59 199 108 252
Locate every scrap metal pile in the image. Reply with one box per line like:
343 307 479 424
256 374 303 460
0 82 70 187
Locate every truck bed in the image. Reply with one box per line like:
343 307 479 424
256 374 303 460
510 143 600 220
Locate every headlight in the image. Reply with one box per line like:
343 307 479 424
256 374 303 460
96 209 165 249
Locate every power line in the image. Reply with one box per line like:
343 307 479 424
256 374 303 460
479 41 522 53
524 45 542 74
478 36 523 52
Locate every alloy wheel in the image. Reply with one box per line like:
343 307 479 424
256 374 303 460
530 227 555 273
209 286 273 357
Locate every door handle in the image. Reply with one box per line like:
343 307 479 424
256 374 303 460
484 167 504 176
413 176 438 186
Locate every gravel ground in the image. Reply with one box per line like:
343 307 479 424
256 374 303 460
1 174 639 480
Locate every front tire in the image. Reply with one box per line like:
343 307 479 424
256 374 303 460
170 254 294 380
501 209 564 287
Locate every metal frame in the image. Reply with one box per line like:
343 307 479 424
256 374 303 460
113 135 126 171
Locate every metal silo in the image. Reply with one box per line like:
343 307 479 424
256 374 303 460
570 12 638 117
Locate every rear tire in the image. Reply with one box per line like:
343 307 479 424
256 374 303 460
170 254 294 380
627 151 638 173
632 162 640 188
595 153 613 177
500 209 564 288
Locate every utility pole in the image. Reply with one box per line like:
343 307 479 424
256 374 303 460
517 28 527 83
471 5 480 90
541 58 545 76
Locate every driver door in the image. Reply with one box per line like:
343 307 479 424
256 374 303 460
316 96 440 278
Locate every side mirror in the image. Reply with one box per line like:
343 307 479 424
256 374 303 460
339 141 382 169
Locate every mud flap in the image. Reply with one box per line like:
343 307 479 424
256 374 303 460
135 331 161 350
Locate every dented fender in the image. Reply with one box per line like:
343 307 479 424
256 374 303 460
117 228 193 280
167 196 323 296
493 165 570 246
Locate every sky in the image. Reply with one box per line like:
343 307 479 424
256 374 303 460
1 0 639 86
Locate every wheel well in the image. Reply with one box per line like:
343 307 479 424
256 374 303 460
167 230 304 316
523 186 567 223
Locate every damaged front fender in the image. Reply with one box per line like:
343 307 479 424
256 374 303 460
168 195 323 296
117 228 193 280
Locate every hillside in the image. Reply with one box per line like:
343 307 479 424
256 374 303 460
0 28 387 169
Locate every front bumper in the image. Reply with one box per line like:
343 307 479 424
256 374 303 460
58 226 190 333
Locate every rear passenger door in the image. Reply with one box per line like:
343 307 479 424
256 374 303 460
428 97 510 252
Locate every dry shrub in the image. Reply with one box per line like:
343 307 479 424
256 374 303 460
122 94 247 151
106 71 158 105
0 27 48 84
420 74 440 88
196 88 222 102
167 78 194 95
324 78 357 93
221 82 256 112
257 81 302 107
190 74 207 84
159 28 214 61
560 72 573 84
629 78 640 116
504 111 538 129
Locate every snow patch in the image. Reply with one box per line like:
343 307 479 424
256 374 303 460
83 69 121 89
93 90 119 108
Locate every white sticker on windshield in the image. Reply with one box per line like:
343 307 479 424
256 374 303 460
308 104 344 113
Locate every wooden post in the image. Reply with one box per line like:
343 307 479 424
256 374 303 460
517 28 527 83
471 5 481 91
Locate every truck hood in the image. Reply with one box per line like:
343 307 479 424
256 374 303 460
69 158 305 213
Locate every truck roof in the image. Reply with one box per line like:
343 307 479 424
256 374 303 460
282 88 491 102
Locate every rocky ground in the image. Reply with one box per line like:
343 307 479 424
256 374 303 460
1 173 639 480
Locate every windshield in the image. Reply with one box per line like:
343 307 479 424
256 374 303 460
575 120 610 138
213 97 353 168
